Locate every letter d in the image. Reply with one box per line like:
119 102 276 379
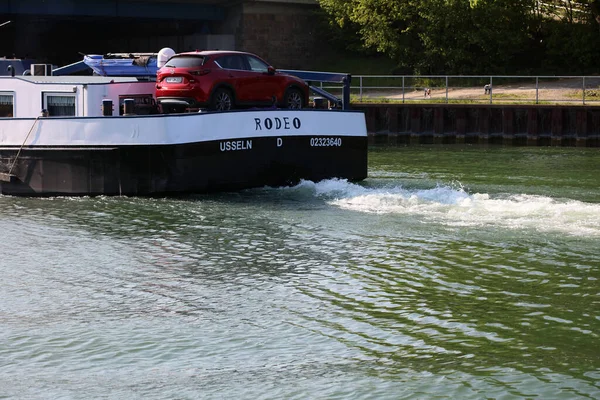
277 138 283 147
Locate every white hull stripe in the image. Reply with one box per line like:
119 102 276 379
0 110 367 147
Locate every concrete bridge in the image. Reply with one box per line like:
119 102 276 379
0 0 316 19
0 0 323 69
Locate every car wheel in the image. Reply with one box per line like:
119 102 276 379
210 88 234 111
284 88 304 109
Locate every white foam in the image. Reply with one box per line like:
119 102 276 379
292 179 600 237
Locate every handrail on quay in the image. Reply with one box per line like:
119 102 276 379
329 75 600 106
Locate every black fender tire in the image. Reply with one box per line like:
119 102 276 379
283 87 304 109
210 88 234 111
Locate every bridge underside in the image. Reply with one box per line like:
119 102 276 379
0 0 229 66
0 16 229 67
0 0 325 71
0 0 225 20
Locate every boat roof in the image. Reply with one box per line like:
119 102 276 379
3 76 145 85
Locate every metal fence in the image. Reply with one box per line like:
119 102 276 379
315 75 600 106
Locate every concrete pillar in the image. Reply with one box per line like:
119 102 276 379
387 107 398 133
410 108 421 133
479 108 490 135
433 108 444 134
527 108 538 136
456 108 466 135
503 108 514 135
576 109 588 147
551 108 563 146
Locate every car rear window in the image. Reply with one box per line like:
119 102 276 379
164 56 205 68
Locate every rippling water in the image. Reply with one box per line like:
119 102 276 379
1 145 599 399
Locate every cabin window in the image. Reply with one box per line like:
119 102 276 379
0 93 14 117
43 94 76 116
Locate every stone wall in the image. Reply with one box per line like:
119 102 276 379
353 104 600 147
236 2 323 69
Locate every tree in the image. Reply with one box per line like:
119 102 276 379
318 0 422 70
317 0 598 74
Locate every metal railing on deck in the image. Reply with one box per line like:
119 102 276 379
321 75 600 106
280 69 352 110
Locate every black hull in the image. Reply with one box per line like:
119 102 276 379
0 136 367 196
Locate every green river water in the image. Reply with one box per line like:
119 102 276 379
0 144 599 399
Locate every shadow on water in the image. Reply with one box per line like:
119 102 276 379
0 183 360 281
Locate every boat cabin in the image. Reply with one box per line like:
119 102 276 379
0 75 158 118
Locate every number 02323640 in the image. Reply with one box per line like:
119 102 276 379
310 137 342 147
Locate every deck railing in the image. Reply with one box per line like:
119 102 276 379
315 75 600 106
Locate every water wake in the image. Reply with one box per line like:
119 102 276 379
290 179 600 236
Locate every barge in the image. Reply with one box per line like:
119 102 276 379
0 52 367 196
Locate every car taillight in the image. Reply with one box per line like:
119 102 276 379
190 69 211 76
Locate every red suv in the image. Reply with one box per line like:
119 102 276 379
156 50 309 112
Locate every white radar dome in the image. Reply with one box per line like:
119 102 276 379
157 47 176 68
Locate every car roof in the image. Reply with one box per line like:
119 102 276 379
175 50 254 57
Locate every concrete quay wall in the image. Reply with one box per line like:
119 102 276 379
354 104 600 147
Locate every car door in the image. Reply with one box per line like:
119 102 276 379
216 54 256 105
242 55 281 105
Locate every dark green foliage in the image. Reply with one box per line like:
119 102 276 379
541 20 600 74
317 0 600 75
